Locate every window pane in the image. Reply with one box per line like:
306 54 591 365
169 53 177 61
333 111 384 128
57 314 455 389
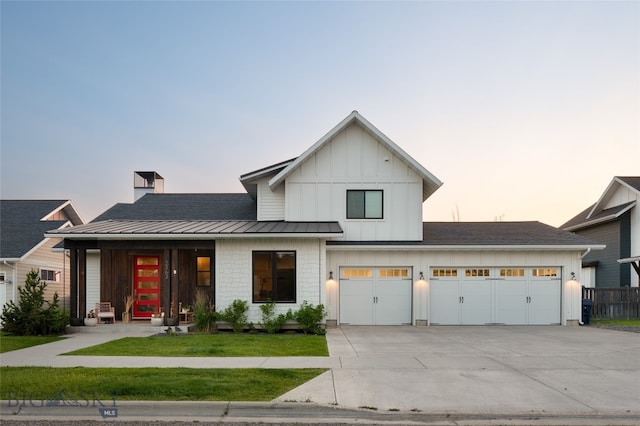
365 191 383 218
347 191 365 219
253 252 273 302
276 252 296 302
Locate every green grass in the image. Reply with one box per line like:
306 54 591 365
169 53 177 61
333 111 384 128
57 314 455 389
591 319 640 328
0 367 326 401
0 333 65 353
64 333 328 357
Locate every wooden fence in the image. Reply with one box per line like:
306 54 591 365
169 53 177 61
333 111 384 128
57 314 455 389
582 287 640 319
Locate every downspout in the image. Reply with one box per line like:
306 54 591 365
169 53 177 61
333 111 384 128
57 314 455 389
581 248 591 259
3 261 17 303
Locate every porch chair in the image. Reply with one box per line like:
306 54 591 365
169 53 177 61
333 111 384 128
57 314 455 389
96 302 116 324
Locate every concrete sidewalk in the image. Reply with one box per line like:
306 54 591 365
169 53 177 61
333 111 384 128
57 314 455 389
1 325 639 423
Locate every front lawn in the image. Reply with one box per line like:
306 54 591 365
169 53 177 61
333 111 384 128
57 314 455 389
64 333 328 357
0 367 325 401
0 332 65 353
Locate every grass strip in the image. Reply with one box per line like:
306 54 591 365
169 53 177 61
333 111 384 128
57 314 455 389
1 367 326 401
0 333 65 353
64 333 328 357
591 319 640 328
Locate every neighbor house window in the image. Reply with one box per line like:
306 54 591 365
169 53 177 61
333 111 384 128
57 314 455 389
347 190 383 219
40 269 60 282
196 257 211 287
0 272 5 283
252 251 296 303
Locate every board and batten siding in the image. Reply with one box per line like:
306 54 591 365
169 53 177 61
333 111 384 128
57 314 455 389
326 248 584 326
581 220 625 287
215 238 326 325
284 122 423 241
257 179 285 221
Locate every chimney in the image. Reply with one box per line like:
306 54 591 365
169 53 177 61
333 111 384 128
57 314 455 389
134 171 164 201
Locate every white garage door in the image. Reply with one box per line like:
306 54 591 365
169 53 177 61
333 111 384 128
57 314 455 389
339 267 412 325
430 267 561 325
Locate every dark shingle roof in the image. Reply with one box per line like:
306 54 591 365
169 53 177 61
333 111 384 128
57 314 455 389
0 200 69 258
328 221 602 247
619 176 640 191
93 193 257 222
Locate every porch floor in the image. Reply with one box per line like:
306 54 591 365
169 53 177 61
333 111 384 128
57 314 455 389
66 320 193 334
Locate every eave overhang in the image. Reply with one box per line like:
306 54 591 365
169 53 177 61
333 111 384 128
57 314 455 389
564 201 636 231
326 244 606 251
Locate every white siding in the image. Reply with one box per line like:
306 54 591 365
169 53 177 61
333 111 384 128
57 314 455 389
257 179 285 221
216 238 325 324
86 252 101 313
284 123 423 241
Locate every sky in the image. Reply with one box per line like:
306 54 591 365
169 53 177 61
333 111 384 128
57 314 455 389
1 1 638 227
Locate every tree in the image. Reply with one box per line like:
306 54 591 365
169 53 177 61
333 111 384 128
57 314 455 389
1 269 69 335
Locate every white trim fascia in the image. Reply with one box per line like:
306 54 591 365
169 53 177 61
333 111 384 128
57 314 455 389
43 233 343 240
564 201 635 231
0 258 21 262
326 244 606 251
618 256 640 264
20 237 59 260
41 200 85 225
588 177 638 219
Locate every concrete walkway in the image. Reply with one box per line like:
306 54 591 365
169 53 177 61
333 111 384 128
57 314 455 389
1 325 639 423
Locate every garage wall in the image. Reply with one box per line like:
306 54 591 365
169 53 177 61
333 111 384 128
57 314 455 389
326 248 585 326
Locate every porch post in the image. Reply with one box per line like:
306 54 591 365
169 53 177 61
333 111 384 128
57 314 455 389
171 248 179 325
69 248 78 322
78 248 87 319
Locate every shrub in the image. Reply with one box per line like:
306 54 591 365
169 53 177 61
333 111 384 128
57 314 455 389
192 289 216 332
220 299 249 333
293 301 326 335
259 299 292 334
1 269 69 335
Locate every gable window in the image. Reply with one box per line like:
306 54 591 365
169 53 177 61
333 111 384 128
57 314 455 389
252 251 296 303
196 257 211 287
347 190 383 219
40 269 60 282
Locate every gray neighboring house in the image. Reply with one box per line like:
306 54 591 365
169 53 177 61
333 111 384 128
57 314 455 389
561 177 640 288
0 200 84 309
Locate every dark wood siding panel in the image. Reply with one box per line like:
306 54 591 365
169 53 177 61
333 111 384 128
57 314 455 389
578 221 621 288
178 249 215 309
100 249 133 320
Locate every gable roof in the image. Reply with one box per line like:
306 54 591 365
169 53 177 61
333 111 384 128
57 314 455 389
328 221 604 250
239 158 296 200
0 200 83 259
268 111 443 201
93 193 257 222
561 176 639 231
588 176 639 219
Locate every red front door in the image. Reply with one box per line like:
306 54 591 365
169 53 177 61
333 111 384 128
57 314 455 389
133 256 160 318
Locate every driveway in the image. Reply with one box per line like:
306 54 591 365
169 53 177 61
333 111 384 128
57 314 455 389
278 325 640 416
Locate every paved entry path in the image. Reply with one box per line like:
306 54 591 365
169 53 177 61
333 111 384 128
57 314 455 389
1 325 639 420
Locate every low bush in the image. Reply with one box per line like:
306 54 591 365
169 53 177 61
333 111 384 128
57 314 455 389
220 299 249 333
192 289 216 332
259 299 292 334
293 301 326 335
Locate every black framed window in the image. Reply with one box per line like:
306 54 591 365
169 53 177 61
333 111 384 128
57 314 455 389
252 251 296 303
347 190 383 219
